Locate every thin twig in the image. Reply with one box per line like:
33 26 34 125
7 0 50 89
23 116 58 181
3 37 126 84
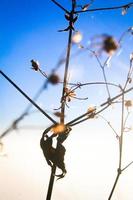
75 3 133 14
0 70 57 125
108 172 121 200
122 161 133 172
107 52 133 199
68 104 109 127
98 115 119 139
51 0 70 14
108 91 125 200
67 86 133 126
46 1 75 200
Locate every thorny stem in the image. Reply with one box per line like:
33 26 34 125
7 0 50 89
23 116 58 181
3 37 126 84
75 2 133 14
46 1 75 200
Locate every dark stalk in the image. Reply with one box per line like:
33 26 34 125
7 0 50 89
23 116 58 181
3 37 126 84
68 104 109 127
0 84 44 139
46 1 75 199
51 0 70 14
67 86 133 126
0 70 57 125
75 3 133 14
108 172 121 200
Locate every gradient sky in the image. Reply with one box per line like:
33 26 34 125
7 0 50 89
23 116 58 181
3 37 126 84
0 1 133 200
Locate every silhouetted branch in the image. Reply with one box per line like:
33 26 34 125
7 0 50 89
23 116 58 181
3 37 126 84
51 0 70 14
0 70 57 124
108 172 121 200
46 1 76 200
67 86 133 126
75 2 133 14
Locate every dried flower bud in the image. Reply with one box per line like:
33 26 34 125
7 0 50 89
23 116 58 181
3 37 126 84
65 87 76 102
31 59 40 71
82 4 90 11
122 7 128 15
87 106 96 118
87 106 96 112
72 32 83 44
103 36 118 55
48 74 60 85
125 100 133 107
51 124 66 134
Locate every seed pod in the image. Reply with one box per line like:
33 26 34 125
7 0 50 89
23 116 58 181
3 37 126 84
48 74 60 85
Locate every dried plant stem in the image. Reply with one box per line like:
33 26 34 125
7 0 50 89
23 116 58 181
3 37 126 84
108 172 121 200
0 84 44 139
0 70 57 125
108 57 133 199
75 3 133 14
108 93 125 200
51 0 69 14
122 161 133 172
60 25 73 123
46 1 75 199
98 115 119 139
92 51 111 99
67 86 133 126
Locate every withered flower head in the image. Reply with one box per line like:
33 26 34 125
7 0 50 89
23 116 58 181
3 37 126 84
103 36 118 55
87 106 96 118
51 124 66 134
48 74 60 85
125 100 133 108
31 59 40 71
65 87 76 102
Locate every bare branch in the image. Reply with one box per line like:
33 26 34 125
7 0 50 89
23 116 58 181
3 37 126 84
0 70 57 125
75 2 133 14
122 161 133 172
98 115 119 139
51 0 70 14
67 86 133 126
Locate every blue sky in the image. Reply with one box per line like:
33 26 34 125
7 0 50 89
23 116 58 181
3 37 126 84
0 1 133 200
